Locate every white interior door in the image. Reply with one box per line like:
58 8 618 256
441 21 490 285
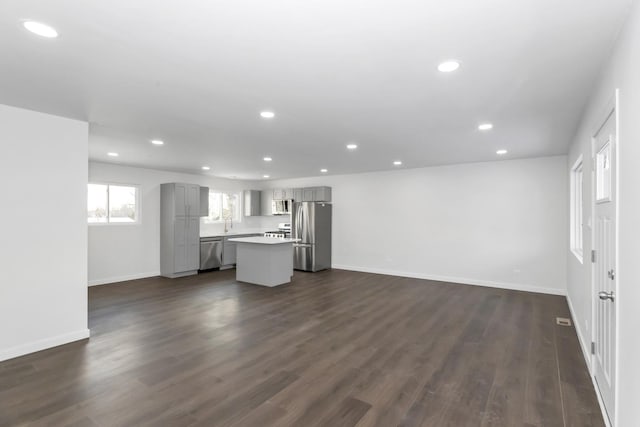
592 107 617 425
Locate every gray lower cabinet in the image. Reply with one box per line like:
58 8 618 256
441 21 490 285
161 183 202 278
222 238 237 265
221 233 262 266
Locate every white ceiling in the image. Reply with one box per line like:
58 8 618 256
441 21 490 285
0 0 631 179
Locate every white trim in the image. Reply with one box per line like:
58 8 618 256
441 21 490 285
331 264 566 296
567 294 591 371
0 329 90 362
570 154 585 263
88 271 160 286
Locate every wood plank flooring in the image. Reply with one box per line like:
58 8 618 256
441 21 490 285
0 269 604 427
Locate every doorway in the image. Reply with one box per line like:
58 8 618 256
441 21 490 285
591 90 618 426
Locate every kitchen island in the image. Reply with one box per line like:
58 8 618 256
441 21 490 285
228 236 300 287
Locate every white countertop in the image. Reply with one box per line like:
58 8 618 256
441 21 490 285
228 236 301 245
200 229 268 238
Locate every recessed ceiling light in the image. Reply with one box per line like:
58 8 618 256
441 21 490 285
478 123 493 131
107 152 119 157
260 111 275 118
393 161 403 166
346 144 358 150
23 21 58 38
437 60 460 73
496 149 508 155
320 169 328 173
150 139 164 145
202 166 211 170
263 174 270 178
263 156 272 162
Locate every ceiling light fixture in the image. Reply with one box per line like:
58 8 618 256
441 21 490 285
320 169 328 173
202 166 211 170
23 21 58 38
263 174 270 178
496 149 508 155
263 156 272 162
151 139 164 145
107 152 119 157
478 123 493 131
393 161 403 166
346 144 358 150
437 60 460 73
260 111 275 118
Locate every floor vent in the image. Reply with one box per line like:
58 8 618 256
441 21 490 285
556 317 572 326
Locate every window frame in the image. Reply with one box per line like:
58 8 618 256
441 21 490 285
203 190 243 224
570 155 584 263
87 182 141 226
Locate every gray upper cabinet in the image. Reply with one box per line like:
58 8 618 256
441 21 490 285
244 190 261 216
313 186 332 202
273 188 285 200
293 188 303 202
261 189 274 216
283 188 294 200
273 188 294 200
161 183 201 278
302 187 315 202
199 186 209 217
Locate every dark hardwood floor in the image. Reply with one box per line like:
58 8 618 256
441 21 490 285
0 269 603 427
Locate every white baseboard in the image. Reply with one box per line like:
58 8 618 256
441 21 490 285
0 328 90 362
566 294 592 372
88 271 160 286
331 264 567 296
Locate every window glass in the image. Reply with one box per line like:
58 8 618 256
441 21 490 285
109 185 137 223
205 191 241 223
570 158 584 262
88 184 108 223
87 183 139 224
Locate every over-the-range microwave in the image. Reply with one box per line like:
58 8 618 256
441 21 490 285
272 199 292 215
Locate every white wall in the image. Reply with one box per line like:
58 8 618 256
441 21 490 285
0 104 89 362
565 1 640 425
265 156 568 295
88 162 267 285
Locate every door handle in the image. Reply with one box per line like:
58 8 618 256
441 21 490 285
598 291 615 302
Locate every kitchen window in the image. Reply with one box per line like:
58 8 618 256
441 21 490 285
204 190 241 224
570 156 584 262
88 183 140 224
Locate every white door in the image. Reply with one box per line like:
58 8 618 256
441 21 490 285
593 108 617 425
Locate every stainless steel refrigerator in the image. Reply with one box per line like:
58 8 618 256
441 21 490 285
292 202 332 272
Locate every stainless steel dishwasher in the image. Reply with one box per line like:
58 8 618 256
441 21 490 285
200 237 223 270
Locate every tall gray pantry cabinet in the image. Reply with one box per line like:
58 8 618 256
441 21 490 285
161 183 201 278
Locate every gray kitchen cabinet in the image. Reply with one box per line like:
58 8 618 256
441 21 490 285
244 190 261 216
273 188 285 200
261 189 273 216
313 186 332 202
222 233 263 266
283 188 294 200
302 187 315 201
160 183 201 278
222 237 237 265
293 188 303 202
199 186 209 216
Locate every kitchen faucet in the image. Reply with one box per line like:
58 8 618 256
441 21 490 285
224 216 233 233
